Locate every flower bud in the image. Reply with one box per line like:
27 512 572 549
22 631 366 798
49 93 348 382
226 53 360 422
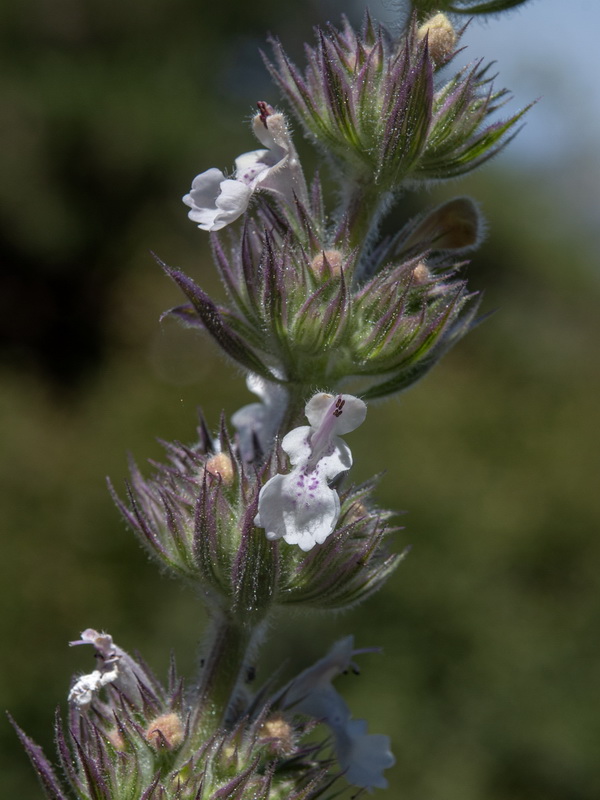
106 728 126 751
417 13 456 66
310 249 344 279
267 15 527 188
145 713 185 750
260 715 295 755
205 452 235 485
412 261 431 285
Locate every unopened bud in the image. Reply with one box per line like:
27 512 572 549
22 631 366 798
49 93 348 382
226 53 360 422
342 500 368 525
205 453 234 485
351 41 383 72
221 743 237 764
260 714 295 755
310 250 343 279
418 13 457 66
145 713 184 750
412 262 431 285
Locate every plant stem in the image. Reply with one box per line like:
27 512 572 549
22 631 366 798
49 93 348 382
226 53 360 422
340 180 392 279
194 610 262 732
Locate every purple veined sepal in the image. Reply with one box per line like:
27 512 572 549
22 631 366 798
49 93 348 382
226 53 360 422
264 11 529 189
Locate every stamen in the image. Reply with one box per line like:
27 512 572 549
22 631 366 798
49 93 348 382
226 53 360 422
333 396 345 417
257 100 272 127
308 395 344 468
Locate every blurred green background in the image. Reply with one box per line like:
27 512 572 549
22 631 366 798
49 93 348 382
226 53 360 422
1 0 599 798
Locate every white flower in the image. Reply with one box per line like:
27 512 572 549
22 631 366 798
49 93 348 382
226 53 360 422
67 628 147 708
254 393 367 551
231 372 287 461
183 168 253 232
183 105 306 232
68 629 120 707
68 666 119 707
284 637 395 790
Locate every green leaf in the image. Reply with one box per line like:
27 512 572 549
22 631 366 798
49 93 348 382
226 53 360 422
448 0 533 14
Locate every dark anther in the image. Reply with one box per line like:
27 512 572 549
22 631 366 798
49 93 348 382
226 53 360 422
257 100 272 128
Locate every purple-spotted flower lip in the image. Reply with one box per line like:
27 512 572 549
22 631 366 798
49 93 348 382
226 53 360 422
254 393 367 551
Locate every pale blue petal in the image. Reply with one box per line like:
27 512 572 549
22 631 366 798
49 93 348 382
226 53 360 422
338 720 395 790
285 637 355 703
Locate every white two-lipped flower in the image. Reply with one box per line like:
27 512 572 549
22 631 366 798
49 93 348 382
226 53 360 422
68 629 121 707
284 636 395 790
254 393 367 551
67 628 148 708
183 103 306 231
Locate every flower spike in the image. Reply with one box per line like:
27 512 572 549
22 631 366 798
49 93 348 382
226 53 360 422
15 6 533 798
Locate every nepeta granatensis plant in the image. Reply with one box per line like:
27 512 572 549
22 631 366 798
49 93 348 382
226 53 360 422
13 2 531 797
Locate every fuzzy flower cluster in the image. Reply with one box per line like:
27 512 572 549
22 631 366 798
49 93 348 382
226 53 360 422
168 11 527 399
13 630 394 798
110 393 402 614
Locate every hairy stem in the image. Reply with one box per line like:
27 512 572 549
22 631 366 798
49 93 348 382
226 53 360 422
193 611 264 732
339 180 393 279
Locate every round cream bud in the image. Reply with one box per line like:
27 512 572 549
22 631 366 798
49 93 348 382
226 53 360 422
417 13 457 66
145 713 184 750
260 714 295 755
344 500 368 525
205 453 234 485
310 249 343 279
412 261 431 285
221 744 237 763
